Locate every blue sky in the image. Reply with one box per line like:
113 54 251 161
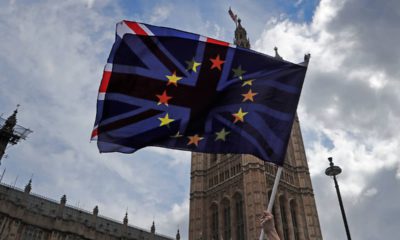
1 0 400 239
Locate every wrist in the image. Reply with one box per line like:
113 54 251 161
265 229 280 240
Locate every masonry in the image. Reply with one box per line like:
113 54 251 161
0 180 176 240
188 17 323 240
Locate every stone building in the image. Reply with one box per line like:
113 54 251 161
0 180 177 240
188 18 322 240
0 110 178 240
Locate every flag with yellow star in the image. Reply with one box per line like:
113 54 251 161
92 20 309 165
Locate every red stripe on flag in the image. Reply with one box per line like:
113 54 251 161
206 37 229 47
99 71 111 93
124 21 148 36
91 128 98 138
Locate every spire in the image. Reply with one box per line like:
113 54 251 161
230 8 250 48
151 221 155 234
3 107 18 130
274 47 283 60
123 212 128 225
176 229 180 240
24 178 32 194
93 205 99 216
60 194 67 205
1 105 19 132
0 105 32 163
304 53 311 66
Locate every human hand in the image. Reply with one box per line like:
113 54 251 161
260 211 276 233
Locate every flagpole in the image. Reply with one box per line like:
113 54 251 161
259 166 283 240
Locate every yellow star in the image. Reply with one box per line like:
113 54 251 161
166 71 182 86
242 79 255 87
241 89 258 102
232 108 248 123
158 113 174 126
215 128 230 141
187 134 204 146
186 58 201 72
232 65 246 78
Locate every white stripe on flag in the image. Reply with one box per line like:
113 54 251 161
138 23 154 36
105 63 113 71
98 92 105 100
117 21 134 38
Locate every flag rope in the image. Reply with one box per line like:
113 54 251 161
259 166 283 240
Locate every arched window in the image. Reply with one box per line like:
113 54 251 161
279 196 289 240
235 194 245 240
222 199 231 240
211 204 219 240
290 200 300 240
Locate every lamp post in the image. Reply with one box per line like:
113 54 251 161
325 157 352 240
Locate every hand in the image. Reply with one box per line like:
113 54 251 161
260 211 275 233
260 211 280 240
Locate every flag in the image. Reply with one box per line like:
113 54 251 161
228 7 238 25
91 20 308 166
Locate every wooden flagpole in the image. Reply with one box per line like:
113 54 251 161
259 166 283 240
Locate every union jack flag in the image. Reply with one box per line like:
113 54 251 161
92 20 308 165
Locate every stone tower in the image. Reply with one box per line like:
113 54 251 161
0 107 32 164
0 108 18 162
188 16 322 240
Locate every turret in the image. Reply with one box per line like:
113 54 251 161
57 194 67 218
234 19 250 48
24 179 32 194
0 108 18 161
151 221 155 234
0 106 32 164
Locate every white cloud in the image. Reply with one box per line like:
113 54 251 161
255 0 400 238
2 0 400 239
149 4 173 24
0 0 188 238
86 0 95 8
363 187 378 197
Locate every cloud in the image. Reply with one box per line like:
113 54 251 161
254 0 400 238
363 187 377 197
1 0 399 239
149 4 173 24
0 0 188 238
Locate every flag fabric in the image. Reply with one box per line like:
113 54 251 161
228 7 238 25
92 20 308 166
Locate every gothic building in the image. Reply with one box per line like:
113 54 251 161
188 18 322 240
0 110 178 240
0 179 178 240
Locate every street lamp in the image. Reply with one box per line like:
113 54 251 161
325 157 352 240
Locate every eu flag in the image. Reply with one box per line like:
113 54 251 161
92 20 308 166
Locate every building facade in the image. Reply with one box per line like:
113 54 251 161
0 110 178 240
188 19 322 240
0 180 177 240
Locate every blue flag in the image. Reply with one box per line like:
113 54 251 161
92 20 308 166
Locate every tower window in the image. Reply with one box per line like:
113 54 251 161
290 200 300 240
279 196 289 240
211 204 219 240
223 200 231 240
235 194 245 240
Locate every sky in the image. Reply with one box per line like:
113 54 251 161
0 0 400 239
